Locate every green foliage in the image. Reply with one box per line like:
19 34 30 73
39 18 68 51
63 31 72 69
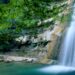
0 0 66 52
0 29 16 41
0 29 17 52
0 0 64 30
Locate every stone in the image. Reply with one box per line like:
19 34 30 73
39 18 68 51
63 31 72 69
37 30 51 41
50 25 63 37
15 35 29 44
47 25 63 58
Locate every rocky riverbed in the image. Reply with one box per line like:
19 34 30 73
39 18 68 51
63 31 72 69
0 55 37 63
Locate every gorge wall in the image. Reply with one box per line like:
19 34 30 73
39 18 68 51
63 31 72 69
0 0 74 64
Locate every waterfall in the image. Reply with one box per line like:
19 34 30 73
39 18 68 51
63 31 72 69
38 3 75 75
58 4 75 67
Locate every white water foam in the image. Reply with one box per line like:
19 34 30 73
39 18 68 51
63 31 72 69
38 65 75 73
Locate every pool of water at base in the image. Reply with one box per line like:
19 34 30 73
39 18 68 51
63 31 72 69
0 62 75 75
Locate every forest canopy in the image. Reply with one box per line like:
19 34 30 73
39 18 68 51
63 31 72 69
0 0 64 30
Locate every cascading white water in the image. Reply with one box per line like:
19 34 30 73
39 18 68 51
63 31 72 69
58 4 75 66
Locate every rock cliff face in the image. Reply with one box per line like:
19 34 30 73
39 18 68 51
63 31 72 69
0 0 72 64
47 25 63 59
12 0 73 64
46 0 73 64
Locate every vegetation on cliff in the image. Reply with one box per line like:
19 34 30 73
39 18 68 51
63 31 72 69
0 0 69 54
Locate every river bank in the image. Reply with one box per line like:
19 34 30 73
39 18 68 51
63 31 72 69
0 55 38 63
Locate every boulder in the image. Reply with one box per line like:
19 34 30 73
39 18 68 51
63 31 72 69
15 35 29 44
